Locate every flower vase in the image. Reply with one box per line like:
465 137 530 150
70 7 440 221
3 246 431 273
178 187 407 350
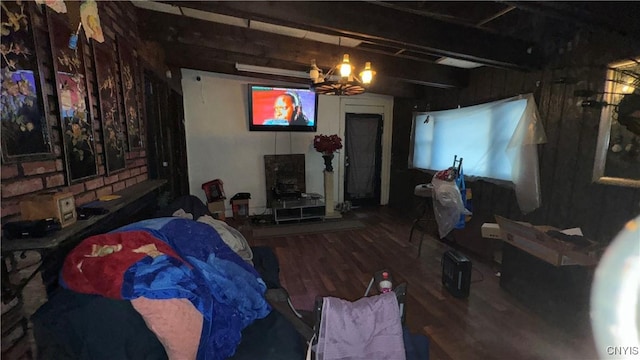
322 153 334 172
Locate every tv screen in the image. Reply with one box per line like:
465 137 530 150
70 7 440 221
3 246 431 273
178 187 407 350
249 84 318 132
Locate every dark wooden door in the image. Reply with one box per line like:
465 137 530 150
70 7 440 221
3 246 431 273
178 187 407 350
168 90 189 196
144 71 189 202
344 113 383 207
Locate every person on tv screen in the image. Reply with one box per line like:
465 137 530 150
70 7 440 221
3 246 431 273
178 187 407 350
263 92 310 126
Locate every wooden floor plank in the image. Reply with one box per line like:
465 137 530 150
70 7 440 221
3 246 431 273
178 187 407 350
249 206 598 360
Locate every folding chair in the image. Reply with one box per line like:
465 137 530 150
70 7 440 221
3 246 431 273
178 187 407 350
265 270 427 360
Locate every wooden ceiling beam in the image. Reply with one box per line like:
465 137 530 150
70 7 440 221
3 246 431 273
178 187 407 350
160 42 420 98
504 1 640 39
138 9 468 89
166 1 541 70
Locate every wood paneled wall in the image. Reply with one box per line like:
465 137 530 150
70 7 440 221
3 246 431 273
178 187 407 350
390 31 640 245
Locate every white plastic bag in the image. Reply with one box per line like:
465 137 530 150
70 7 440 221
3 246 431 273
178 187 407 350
431 175 471 239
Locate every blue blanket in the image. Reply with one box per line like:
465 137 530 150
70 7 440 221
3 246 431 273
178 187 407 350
61 217 271 360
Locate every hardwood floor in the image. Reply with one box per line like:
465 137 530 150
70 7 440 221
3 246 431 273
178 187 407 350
249 206 598 360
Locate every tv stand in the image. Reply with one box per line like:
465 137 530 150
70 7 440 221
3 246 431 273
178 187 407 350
272 196 325 224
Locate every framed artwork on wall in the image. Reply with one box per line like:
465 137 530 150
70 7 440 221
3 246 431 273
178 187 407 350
136 58 146 149
592 58 640 188
1 1 54 163
92 40 126 175
116 36 142 150
47 11 98 183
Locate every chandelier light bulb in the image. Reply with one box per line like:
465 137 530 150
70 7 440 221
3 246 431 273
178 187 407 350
621 80 635 94
310 68 319 81
340 54 351 78
360 62 375 84
620 77 636 94
309 59 322 83
309 54 375 96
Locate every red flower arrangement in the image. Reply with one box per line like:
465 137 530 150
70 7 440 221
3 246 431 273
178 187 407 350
313 134 343 155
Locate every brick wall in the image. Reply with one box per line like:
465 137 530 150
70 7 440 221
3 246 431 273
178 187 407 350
1 2 166 222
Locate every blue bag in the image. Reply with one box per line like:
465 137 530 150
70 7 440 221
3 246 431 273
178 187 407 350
455 166 467 229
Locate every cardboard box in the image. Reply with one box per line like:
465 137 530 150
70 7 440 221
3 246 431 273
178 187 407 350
495 216 599 267
20 192 76 228
207 200 226 221
231 199 249 219
481 223 504 263
481 223 501 239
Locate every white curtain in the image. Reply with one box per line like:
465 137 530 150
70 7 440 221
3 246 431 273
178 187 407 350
410 94 547 213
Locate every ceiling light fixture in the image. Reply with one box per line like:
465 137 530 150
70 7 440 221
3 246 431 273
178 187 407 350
435 57 483 69
309 54 376 96
235 63 310 79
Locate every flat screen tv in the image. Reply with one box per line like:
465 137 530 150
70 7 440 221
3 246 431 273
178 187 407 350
248 84 318 132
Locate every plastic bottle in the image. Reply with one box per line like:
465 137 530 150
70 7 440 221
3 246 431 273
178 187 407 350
378 271 393 293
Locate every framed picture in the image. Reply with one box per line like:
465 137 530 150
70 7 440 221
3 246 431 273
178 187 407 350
592 58 640 188
92 41 126 175
1 1 53 163
117 36 142 149
47 11 98 183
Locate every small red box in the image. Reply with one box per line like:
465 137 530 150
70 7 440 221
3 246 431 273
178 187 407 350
201 179 226 202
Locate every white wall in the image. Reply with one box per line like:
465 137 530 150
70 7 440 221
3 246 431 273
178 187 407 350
181 69 393 216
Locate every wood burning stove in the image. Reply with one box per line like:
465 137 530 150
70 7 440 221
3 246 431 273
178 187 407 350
264 154 306 206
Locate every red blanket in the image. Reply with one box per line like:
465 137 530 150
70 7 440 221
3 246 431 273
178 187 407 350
61 230 185 298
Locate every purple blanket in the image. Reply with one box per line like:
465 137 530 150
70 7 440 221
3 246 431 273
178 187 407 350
316 292 406 360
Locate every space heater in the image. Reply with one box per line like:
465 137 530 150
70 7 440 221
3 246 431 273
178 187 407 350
441 250 472 298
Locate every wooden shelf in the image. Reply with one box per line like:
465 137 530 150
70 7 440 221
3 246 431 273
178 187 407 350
1 179 167 253
1 179 167 301
273 199 325 224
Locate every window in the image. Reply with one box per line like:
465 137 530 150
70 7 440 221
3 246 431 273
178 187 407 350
409 94 547 213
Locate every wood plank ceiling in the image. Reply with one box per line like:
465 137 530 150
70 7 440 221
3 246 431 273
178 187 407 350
135 1 640 97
